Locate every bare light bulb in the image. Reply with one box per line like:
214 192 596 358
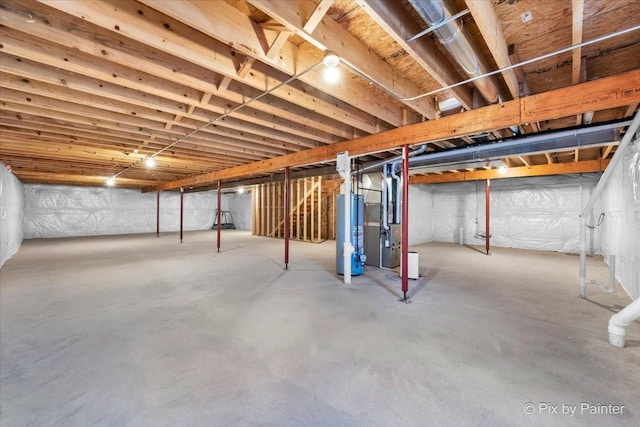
237 187 246 194
145 157 155 167
498 165 507 175
323 66 341 84
106 177 115 186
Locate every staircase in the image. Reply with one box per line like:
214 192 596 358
252 177 340 242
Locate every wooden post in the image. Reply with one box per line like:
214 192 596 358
297 179 301 240
310 177 315 242
317 176 322 242
271 183 276 236
303 179 308 241
266 183 271 237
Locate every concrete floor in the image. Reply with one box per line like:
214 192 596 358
1 230 638 426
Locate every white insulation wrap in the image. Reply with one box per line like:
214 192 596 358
23 185 230 238
414 174 601 253
598 135 640 299
0 164 24 267
226 193 252 230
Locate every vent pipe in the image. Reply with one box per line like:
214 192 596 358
409 0 502 104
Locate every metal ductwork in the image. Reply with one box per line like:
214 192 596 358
409 0 502 104
406 119 629 170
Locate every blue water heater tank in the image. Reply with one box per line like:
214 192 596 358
336 193 365 276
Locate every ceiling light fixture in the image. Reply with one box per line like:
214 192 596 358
106 177 115 186
145 157 155 168
322 50 340 67
498 165 508 175
322 50 341 84
237 187 246 194
323 66 341 84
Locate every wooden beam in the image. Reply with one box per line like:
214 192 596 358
249 0 437 119
409 159 611 184
465 0 520 99
135 0 399 128
38 0 387 132
574 149 579 162
303 0 334 33
265 31 292 59
625 102 638 117
1 1 354 140
217 76 232 92
572 0 585 85
355 0 472 110
0 44 335 147
142 70 640 192
601 144 615 159
545 153 554 164
13 171 157 188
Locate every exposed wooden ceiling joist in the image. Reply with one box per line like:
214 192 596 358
247 0 436 120
409 159 610 185
465 0 520 100
36 0 387 133
135 0 404 129
0 0 637 189
143 70 640 192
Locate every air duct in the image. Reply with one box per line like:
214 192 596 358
409 0 502 104
406 120 627 170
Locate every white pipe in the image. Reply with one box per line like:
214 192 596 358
391 160 402 223
608 254 616 292
579 111 640 297
609 298 640 348
382 166 390 231
337 152 352 284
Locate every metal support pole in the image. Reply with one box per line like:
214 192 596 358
284 167 291 269
156 191 160 237
486 179 491 255
179 187 184 243
217 180 221 253
401 145 409 301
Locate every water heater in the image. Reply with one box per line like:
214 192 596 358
336 193 365 276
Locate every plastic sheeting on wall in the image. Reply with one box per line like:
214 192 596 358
598 135 640 299
226 193 252 231
363 173 434 246
23 184 229 239
0 164 24 267
414 174 602 253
